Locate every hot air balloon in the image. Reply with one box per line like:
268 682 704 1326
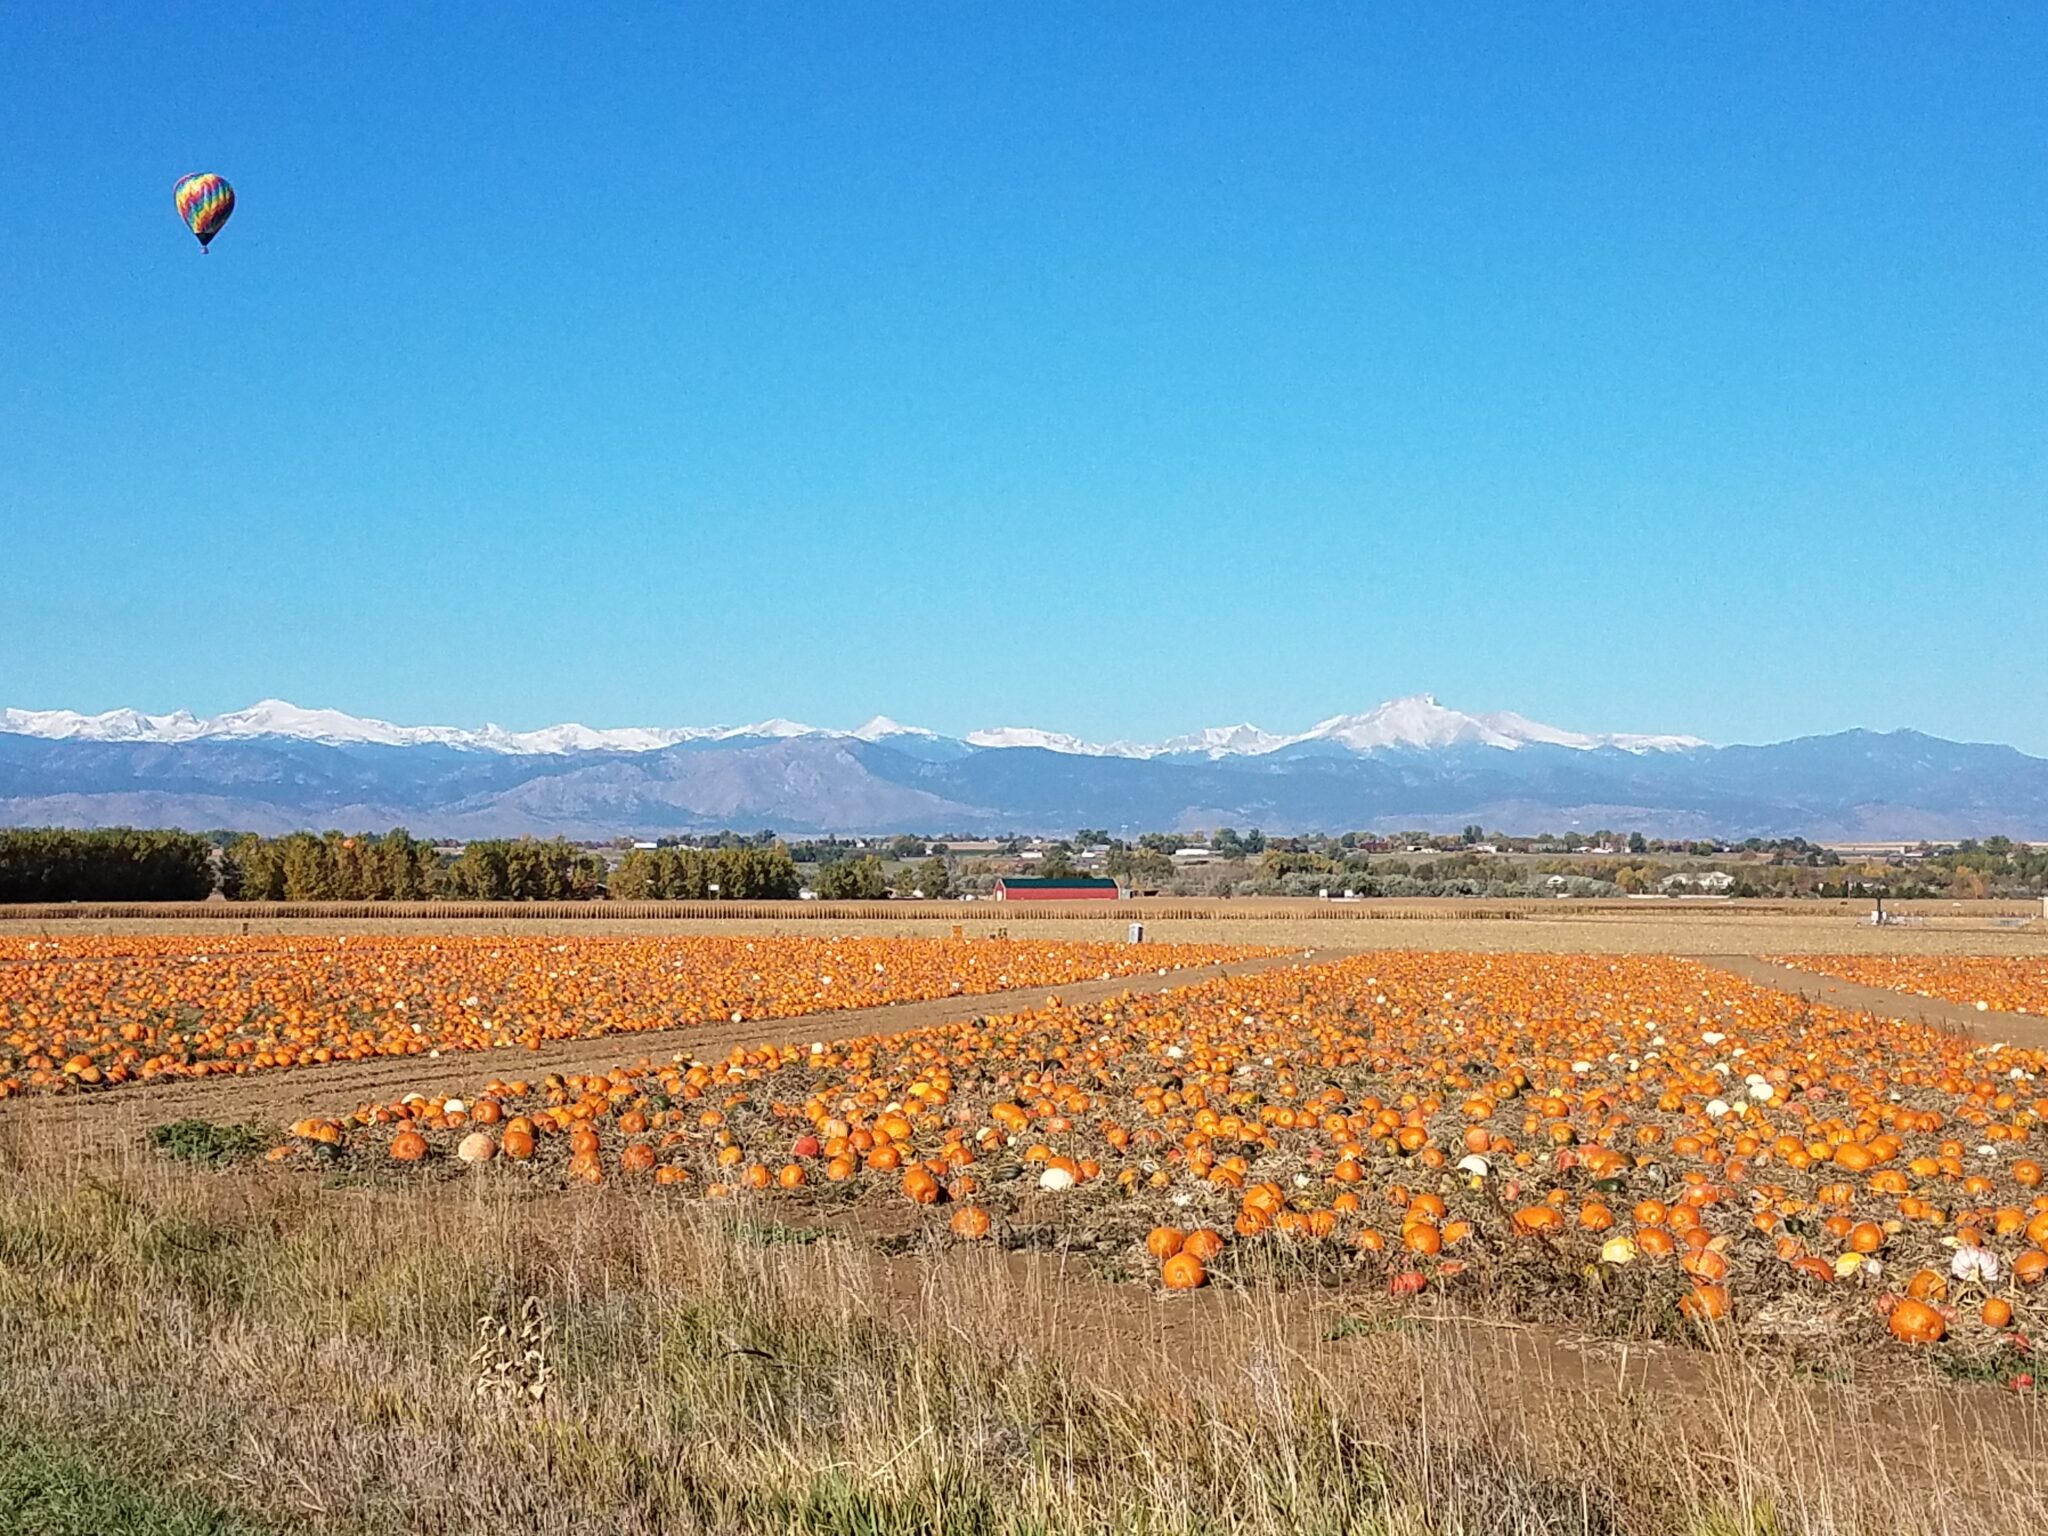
173 173 236 251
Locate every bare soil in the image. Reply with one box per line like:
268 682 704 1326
13 903 2045 958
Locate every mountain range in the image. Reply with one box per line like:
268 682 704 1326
2 695 2043 841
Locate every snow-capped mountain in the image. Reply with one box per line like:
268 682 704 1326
1 694 2042 838
961 727 1152 757
1289 697 1706 755
1153 724 1292 759
0 699 813 756
849 715 950 744
0 694 1702 760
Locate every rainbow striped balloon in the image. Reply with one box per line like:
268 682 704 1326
173 173 236 250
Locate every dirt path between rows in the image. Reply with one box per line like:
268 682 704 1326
1699 955 2048 1049
4 950 1324 1135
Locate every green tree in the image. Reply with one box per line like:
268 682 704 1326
816 855 887 900
0 828 216 902
1106 847 1172 884
445 841 512 899
280 833 339 899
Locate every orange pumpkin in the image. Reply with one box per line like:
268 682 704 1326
949 1205 993 1239
1161 1252 1206 1290
1146 1227 1186 1260
1678 1284 1729 1322
1888 1297 1947 1344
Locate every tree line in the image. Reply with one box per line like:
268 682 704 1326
0 828 617 903
607 845 800 900
227 831 609 901
0 828 216 902
5 823 2045 904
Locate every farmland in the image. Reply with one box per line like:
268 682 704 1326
0 934 1270 1096
274 952 2048 1352
1774 954 2048 1021
4 910 2048 1533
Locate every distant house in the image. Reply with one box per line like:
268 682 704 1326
1171 847 1213 864
1662 870 1736 894
992 876 1122 902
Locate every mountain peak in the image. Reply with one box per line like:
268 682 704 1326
851 715 937 741
0 695 1707 760
962 726 1146 757
4 695 2041 839
1304 696 1519 752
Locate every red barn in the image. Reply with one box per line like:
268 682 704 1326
991 876 1122 901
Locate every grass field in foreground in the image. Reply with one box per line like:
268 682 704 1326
1 1130 2041 1536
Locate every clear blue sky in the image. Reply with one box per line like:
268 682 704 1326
4 4 2044 749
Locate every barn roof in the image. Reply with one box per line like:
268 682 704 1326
992 876 1120 890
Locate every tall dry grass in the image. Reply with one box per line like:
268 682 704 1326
0 1126 2041 1534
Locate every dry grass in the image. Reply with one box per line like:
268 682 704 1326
2 1125 2045 1535
11 907 2044 958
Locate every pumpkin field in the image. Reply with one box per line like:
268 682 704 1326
239 948 2048 1362
0 933 1269 1095
8 927 2048 1534
1774 953 2048 1022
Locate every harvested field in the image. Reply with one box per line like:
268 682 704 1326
6 901 2046 959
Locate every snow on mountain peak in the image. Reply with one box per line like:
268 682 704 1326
0 696 1707 759
207 700 424 747
1153 723 1290 759
727 718 820 740
963 726 1147 757
0 706 206 744
1302 695 1522 752
852 715 938 741
1473 710 1706 753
